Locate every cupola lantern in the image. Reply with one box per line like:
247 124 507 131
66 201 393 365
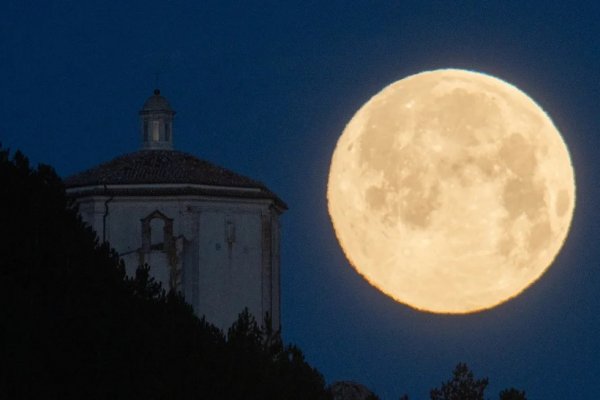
139 89 175 150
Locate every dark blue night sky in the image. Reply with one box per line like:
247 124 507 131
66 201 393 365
2 1 599 398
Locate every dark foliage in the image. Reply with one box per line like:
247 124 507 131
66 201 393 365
0 147 330 399
430 363 489 400
399 363 527 400
499 388 527 400
427 364 528 400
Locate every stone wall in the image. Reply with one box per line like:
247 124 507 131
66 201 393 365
74 193 281 331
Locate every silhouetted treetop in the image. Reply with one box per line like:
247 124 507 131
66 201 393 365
430 363 488 400
499 388 527 400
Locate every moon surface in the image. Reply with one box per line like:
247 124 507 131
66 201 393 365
327 69 575 314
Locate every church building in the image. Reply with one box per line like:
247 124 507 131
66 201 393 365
65 90 286 331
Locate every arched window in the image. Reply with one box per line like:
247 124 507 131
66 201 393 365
165 122 171 142
141 210 173 253
152 120 160 141
150 218 165 250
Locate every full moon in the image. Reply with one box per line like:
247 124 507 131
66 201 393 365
327 69 575 313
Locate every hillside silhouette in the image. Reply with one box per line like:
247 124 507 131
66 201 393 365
0 146 331 399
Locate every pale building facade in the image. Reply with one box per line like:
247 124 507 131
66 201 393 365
65 90 286 330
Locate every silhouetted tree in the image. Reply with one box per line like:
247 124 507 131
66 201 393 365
225 308 331 400
499 388 527 400
430 363 489 400
392 363 526 400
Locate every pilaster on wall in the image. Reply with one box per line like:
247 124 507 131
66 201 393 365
271 211 281 330
261 210 273 328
